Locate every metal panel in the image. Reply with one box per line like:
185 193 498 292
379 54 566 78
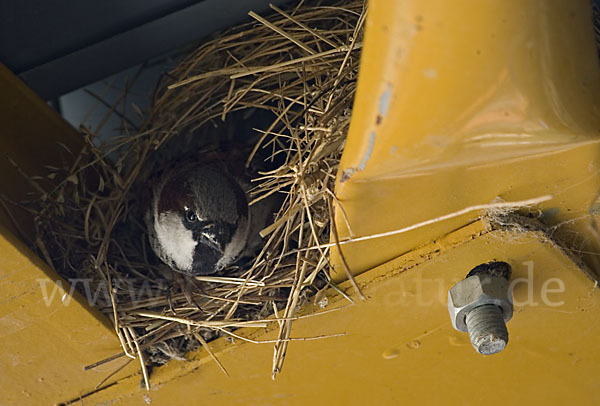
74 221 600 405
332 0 600 279
0 63 81 240
1 0 290 99
0 0 200 72
0 64 137 405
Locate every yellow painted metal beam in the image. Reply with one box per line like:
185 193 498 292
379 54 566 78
332 0 600 279
79 221 600 405
0 63 83 242
0 224 137 404
0 65 137 405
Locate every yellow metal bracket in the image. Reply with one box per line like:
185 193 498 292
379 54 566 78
0 65 137 404
80 220 600 405
333 0 600 279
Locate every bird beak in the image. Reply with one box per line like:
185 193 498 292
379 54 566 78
199 223 231 254
199 233 223 253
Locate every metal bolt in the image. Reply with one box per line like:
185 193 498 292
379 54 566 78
465 304 509 355
447 261 513 355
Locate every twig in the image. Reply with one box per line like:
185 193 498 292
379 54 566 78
321 195 554 247
328 196 365 300
193 331 229 377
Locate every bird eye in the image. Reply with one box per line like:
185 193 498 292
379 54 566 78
185 209 197 222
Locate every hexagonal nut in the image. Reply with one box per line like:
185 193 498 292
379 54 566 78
448 274 513 332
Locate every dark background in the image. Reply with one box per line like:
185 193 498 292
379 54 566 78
0 0 290 100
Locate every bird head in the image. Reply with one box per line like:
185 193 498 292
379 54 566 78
147 162 250 275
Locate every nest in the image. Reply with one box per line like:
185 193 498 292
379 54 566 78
25 0 365 384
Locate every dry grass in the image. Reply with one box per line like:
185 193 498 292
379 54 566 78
17 0 366 386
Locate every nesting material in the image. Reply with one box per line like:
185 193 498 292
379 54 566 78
25 0 366 382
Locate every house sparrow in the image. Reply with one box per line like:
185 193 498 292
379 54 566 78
146 154 272 276
142 109 281 276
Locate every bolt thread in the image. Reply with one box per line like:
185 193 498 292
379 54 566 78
465 304 508 355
